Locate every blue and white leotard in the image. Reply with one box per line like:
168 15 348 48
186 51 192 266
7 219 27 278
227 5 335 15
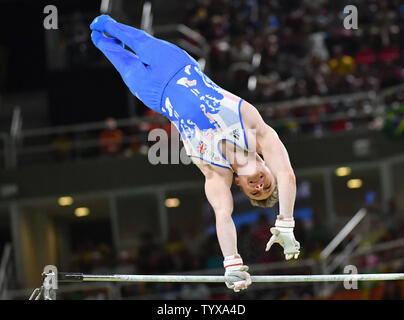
161 64 249 170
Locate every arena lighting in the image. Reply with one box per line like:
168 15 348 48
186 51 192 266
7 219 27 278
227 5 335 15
165 198 180 208
335 167 352 177
347 179 363 189
58 196 73 206
74 207 90 217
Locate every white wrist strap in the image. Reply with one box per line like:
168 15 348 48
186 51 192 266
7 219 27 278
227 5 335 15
223 254 243 271
275 215 295 228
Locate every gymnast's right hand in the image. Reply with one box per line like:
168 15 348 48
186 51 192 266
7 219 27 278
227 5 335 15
89 14 199 112
223 254 252 292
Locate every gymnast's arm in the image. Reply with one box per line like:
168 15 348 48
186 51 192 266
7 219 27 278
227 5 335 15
259 128 296 219
199 163 238 257
202 165 252 291
241 101 296 219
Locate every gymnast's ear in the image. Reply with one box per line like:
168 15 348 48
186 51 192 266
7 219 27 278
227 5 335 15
234 177 240 185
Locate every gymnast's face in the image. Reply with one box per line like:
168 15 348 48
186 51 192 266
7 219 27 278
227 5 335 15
234 160 276 201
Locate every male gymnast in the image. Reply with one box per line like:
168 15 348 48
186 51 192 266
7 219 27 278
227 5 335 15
90 15 300 293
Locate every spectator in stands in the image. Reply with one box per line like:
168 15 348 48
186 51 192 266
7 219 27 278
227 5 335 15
229 35 254 64
159 282 181 299
51 134 74 161
328 45 356 79
137 232 160 274
124 124 141 158
251 213 271 261
180 283 211 300
91 250 111 274
381 281 402 300
99 117 123 155
355 43 377 66
115 250 136 275
206 15 229 42
204 235 224 270
0 44 7 90
237 224 256 262
305 215 332 254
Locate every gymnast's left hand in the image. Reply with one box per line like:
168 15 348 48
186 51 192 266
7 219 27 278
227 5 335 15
265 215 300 260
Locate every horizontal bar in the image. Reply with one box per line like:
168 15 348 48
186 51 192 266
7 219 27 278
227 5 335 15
58 273 83 282
57 273 404 283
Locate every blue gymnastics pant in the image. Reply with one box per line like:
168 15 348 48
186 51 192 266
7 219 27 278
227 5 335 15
90 15 201 114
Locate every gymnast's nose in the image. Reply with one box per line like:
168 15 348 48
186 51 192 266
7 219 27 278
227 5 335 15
255 183 264 190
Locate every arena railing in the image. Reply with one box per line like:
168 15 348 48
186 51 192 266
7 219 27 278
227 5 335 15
258 82 404 111
352 237 404 259
318 211 404 297
320 208 367 262
153 24 209 60
0 243 12 299
0 133 7 169
0 83 403 169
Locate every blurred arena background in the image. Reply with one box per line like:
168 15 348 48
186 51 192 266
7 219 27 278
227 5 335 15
0 0 404 300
